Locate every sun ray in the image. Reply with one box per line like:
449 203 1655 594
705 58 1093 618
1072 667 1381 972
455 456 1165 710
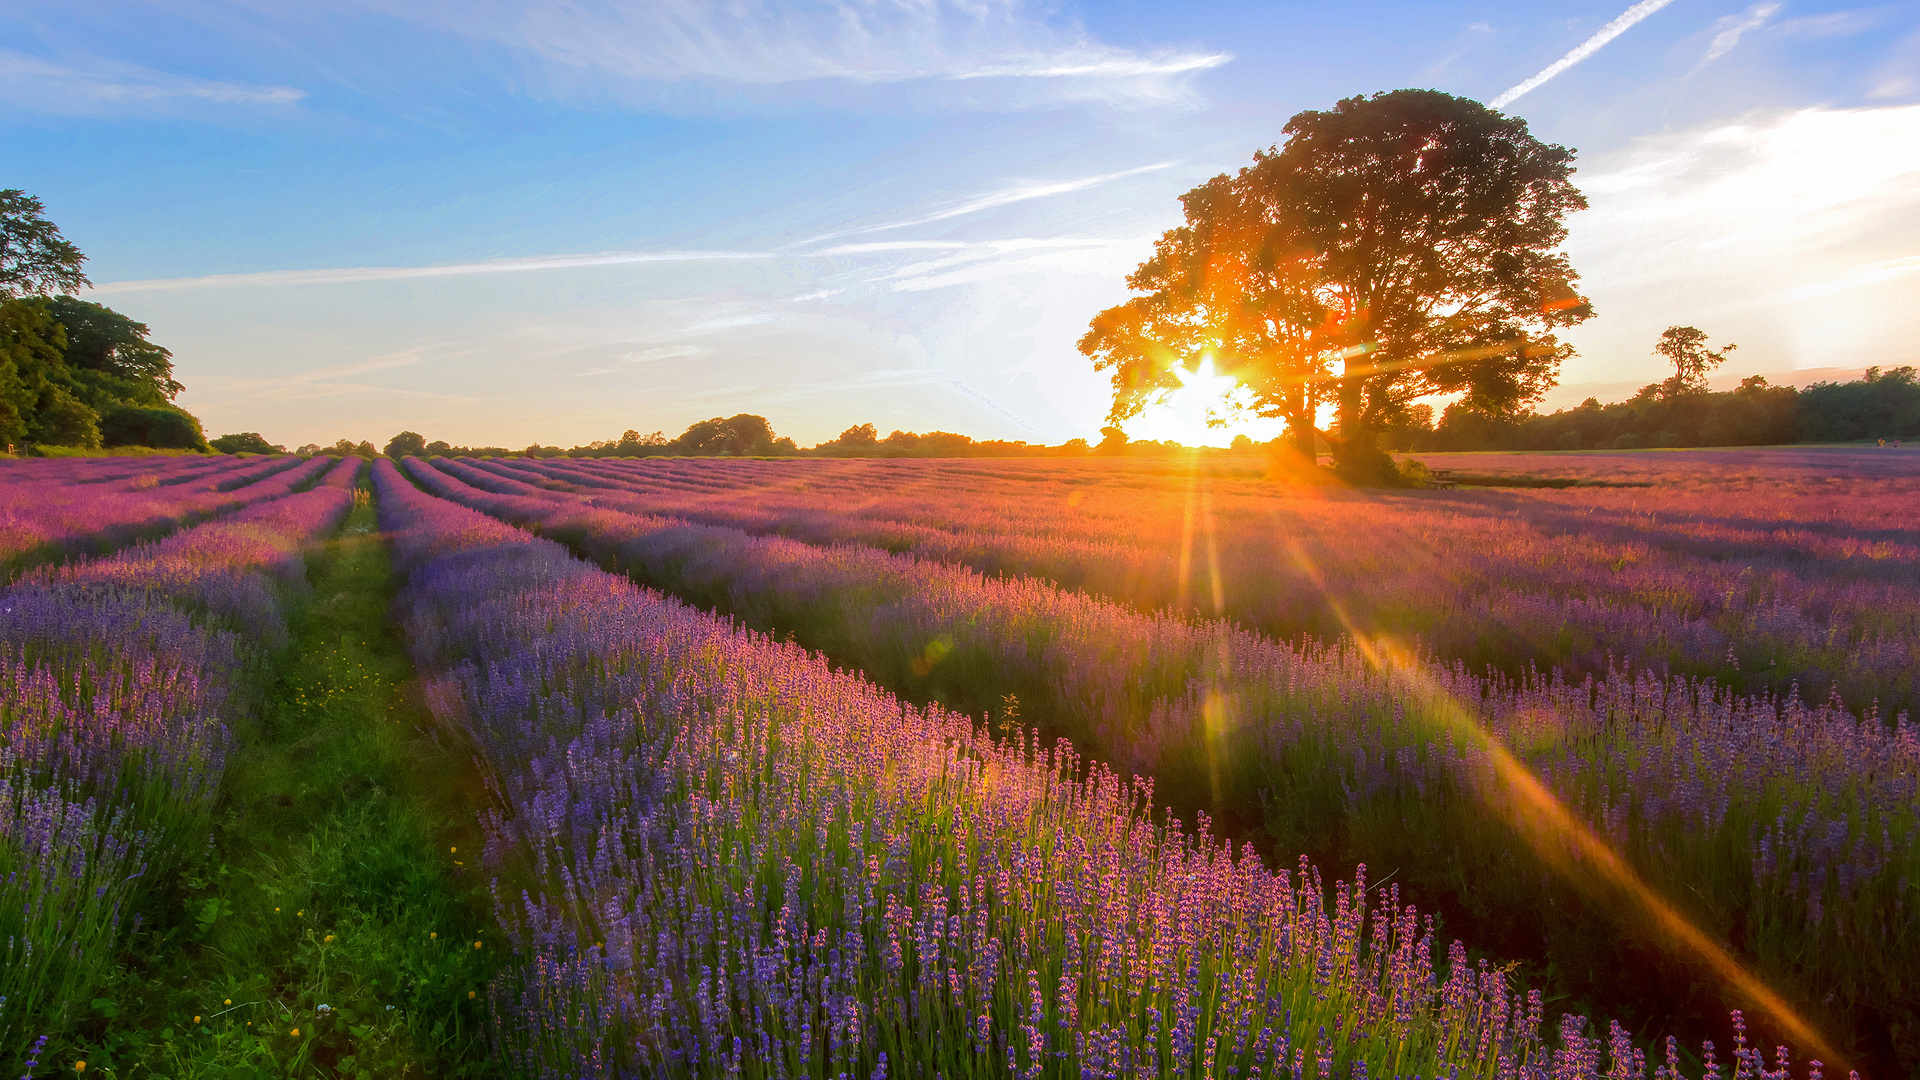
1276 537 1846 1069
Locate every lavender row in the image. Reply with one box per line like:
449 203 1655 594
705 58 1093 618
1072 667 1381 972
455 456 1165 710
0 456 361 1060
409 455 1913 1067
480 454 1920 717
0 454 324 579
369 457 1803 1080
2 452 243 488
22 456 357 647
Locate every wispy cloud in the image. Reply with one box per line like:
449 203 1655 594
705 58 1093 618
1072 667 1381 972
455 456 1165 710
338 0 1227 110
869 163 1177 232
1784 253 1920 298
949 52 1229 80
573 345 704 377
878 237 1143 291
1699 2 1780 66
89 249 772 294
0 48 304 116
804 162 1179 244
189 346 474 413
1562 104 1920 376
1490 0 1677 108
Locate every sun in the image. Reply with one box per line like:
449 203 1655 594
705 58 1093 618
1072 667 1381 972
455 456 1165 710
1120 356 1286 447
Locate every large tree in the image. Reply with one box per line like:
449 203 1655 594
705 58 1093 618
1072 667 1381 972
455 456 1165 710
0 190 89 300
47 297 183 408
1085 89 1592 480
0 193 211 452
673 414 782 456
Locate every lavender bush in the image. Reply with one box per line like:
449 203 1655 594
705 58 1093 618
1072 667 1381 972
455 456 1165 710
406 455 1914 1069
375 459 1849 1079
475 451 1920 718
0 456 360 1060
0 454 326 579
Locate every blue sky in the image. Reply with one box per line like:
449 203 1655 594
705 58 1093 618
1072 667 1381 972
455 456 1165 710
4 0 1917 447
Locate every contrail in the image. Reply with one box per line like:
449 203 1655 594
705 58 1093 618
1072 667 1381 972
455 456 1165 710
1490 0 1677 108
86 249 771 294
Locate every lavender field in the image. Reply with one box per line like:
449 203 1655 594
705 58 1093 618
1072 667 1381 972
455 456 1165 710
1 448 1912 1079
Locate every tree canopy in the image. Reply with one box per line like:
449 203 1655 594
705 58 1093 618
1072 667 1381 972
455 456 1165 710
211 432 284 454
672 414 788 456
384 431 427 458
1652 326 1736 398
0 190 89 300
0 193 205 453
1083 89 1592 482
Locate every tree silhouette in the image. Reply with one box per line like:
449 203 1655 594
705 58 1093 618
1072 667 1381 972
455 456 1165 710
1654 326 1736 398
1086 90 1592 482
673 414 779 456
1081 172 1332 458
385 431 427 458
211 432 283 454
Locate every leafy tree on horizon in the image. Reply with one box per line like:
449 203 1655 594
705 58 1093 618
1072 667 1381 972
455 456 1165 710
384 430 427 458
47 297 184 407
211 431 284 454
1084 89 1592 482
673 413 791 456
1652 325 1736 398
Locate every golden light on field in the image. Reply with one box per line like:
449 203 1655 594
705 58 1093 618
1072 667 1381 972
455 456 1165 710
1120 356 1285 447
1270 538 1848 1071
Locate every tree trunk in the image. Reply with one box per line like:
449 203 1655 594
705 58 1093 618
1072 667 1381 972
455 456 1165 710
1335 369 1364 464
1334 369 1396 485
1291 417 1317 460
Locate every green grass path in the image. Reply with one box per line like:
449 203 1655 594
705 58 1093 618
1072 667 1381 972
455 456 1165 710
60 493 505 1079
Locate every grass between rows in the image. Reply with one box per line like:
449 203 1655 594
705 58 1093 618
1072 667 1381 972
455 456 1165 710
54 494 505 1079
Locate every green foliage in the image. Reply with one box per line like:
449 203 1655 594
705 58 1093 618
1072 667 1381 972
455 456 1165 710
1429 375 1808 451
312 438 381 459
31 444 204 458
0 198 205 450
61 498 504 1078
47 296 183 409
0 297 206 452
1800 365 1920 441
211 432 286 455
0 189 90 299
671 412 786 455
0 297 65 450
1085 90 1592 477
29 384 103 447
101 403 210 451
383 431 427 458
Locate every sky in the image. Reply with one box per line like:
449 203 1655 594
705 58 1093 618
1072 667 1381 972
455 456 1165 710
4 0 1917 448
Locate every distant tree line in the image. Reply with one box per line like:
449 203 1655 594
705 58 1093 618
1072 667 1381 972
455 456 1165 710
1388 328 1919 453
1 191 210 453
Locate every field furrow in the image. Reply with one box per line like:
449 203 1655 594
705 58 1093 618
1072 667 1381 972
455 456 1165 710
470 452 1920 718
0 454 334 581
373 456 1687 1079
0 456 359 1062
401 453 1915 1069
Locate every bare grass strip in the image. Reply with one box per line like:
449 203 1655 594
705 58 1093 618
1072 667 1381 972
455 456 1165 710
40 464 504 1078
0 458 357 1066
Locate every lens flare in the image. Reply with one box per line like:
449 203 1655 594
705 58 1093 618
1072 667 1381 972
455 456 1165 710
1278 535 1846 1069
